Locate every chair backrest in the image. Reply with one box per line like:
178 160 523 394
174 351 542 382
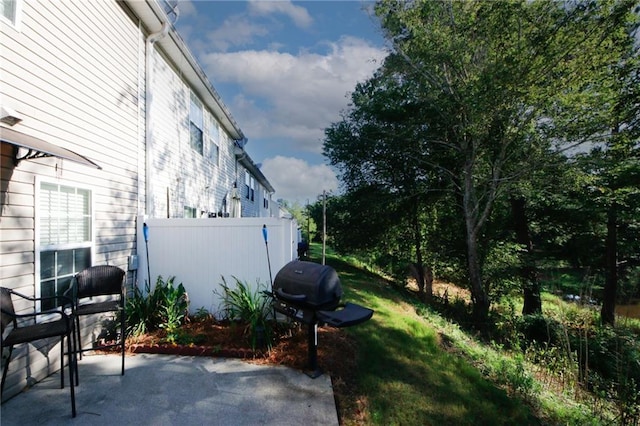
0 287 17 334
74 266 125 299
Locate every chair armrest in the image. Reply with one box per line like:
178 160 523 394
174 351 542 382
4 289 74 326
9 288 73 309
1 308 71 332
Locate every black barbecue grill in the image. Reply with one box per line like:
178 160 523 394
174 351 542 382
272 260 374 378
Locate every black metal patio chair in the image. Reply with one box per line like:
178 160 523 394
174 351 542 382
0 287 77 417
68 265 126 381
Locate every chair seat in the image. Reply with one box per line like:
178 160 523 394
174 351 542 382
2 319 71 346
75 300 120 316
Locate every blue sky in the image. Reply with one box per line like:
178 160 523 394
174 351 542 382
174 1 388 203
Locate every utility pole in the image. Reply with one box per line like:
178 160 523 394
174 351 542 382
306 198 310 244
322 190 326 265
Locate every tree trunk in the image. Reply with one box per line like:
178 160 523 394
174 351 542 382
411 198 431 302
601 201 617 326
510 196 542 315
466 229 490 323
463 159 490 325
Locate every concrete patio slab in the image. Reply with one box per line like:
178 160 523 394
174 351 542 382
0 353 339 426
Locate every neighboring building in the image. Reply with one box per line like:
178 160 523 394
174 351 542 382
237 152 275 218
0 0 274 400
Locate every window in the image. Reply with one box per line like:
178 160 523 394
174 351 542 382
207 115 219 165
244 172 254 202
38 181 92 310
0 0 20 26
263 189 269 209
189 92 203 155
184 206 197 218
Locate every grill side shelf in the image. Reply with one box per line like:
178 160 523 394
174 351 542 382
317 302 374 328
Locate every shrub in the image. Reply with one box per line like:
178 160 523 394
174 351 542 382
518 314 562 347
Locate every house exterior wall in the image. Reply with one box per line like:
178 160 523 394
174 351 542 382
1 0 277 402
238 166 273 218
146 47 242 218
0 0 141 400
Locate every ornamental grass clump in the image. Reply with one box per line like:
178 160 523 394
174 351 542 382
216 276 273 350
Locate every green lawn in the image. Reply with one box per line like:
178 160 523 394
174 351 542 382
312 248 540 425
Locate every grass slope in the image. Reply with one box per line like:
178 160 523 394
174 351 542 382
314 249 539 425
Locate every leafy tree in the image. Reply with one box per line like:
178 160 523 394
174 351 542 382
280 199 317 243
369 0 639 323
324 52 450 300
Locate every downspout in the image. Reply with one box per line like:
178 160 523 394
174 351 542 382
145 20 170 217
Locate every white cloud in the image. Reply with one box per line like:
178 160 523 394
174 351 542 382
248 0 313 29
176 0 197 18
201 36 386 153
205 15 269 52
261 156 338 203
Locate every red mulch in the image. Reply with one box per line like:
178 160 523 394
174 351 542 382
123 317 366 424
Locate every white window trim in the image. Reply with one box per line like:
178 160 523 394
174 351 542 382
35 176 95 312
189 91 204 156
206 114 220 166
0 0 23 30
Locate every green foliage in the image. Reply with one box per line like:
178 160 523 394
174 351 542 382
215 277 273 350
517 314 562 348
193 306 211 322
324 0 640 326
483 241 524 301
280 199 317 242
155 276 189 343
125 275 189 340
125 279 155 337
493 353 538 400
620 266 640 302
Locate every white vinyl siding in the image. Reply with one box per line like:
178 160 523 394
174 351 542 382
0 0 140 399
147 50 240 218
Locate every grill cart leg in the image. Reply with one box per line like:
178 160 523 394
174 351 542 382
305 322 323 378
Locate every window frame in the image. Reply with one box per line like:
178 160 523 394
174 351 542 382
35 177 95 312
244 172 255 202
189 91 204 156
0 0 22 29
184 205 197 218
206 113 220 166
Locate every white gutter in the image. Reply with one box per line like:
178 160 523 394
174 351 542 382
145 20 169 216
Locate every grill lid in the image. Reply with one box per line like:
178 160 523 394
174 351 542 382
273 260 342 309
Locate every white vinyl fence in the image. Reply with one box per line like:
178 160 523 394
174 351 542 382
136 216 299 316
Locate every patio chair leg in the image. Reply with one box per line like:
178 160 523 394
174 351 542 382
121 309 125 375
1 346 14 395
60 336 64 389
67 333 76 418
75 316 83 361
74 332 80 387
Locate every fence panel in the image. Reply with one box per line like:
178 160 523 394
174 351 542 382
136 216 298 315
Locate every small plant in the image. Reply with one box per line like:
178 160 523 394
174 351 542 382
215 276 273 350
126 275 189 338
193 307 211 322
126 279 156 337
